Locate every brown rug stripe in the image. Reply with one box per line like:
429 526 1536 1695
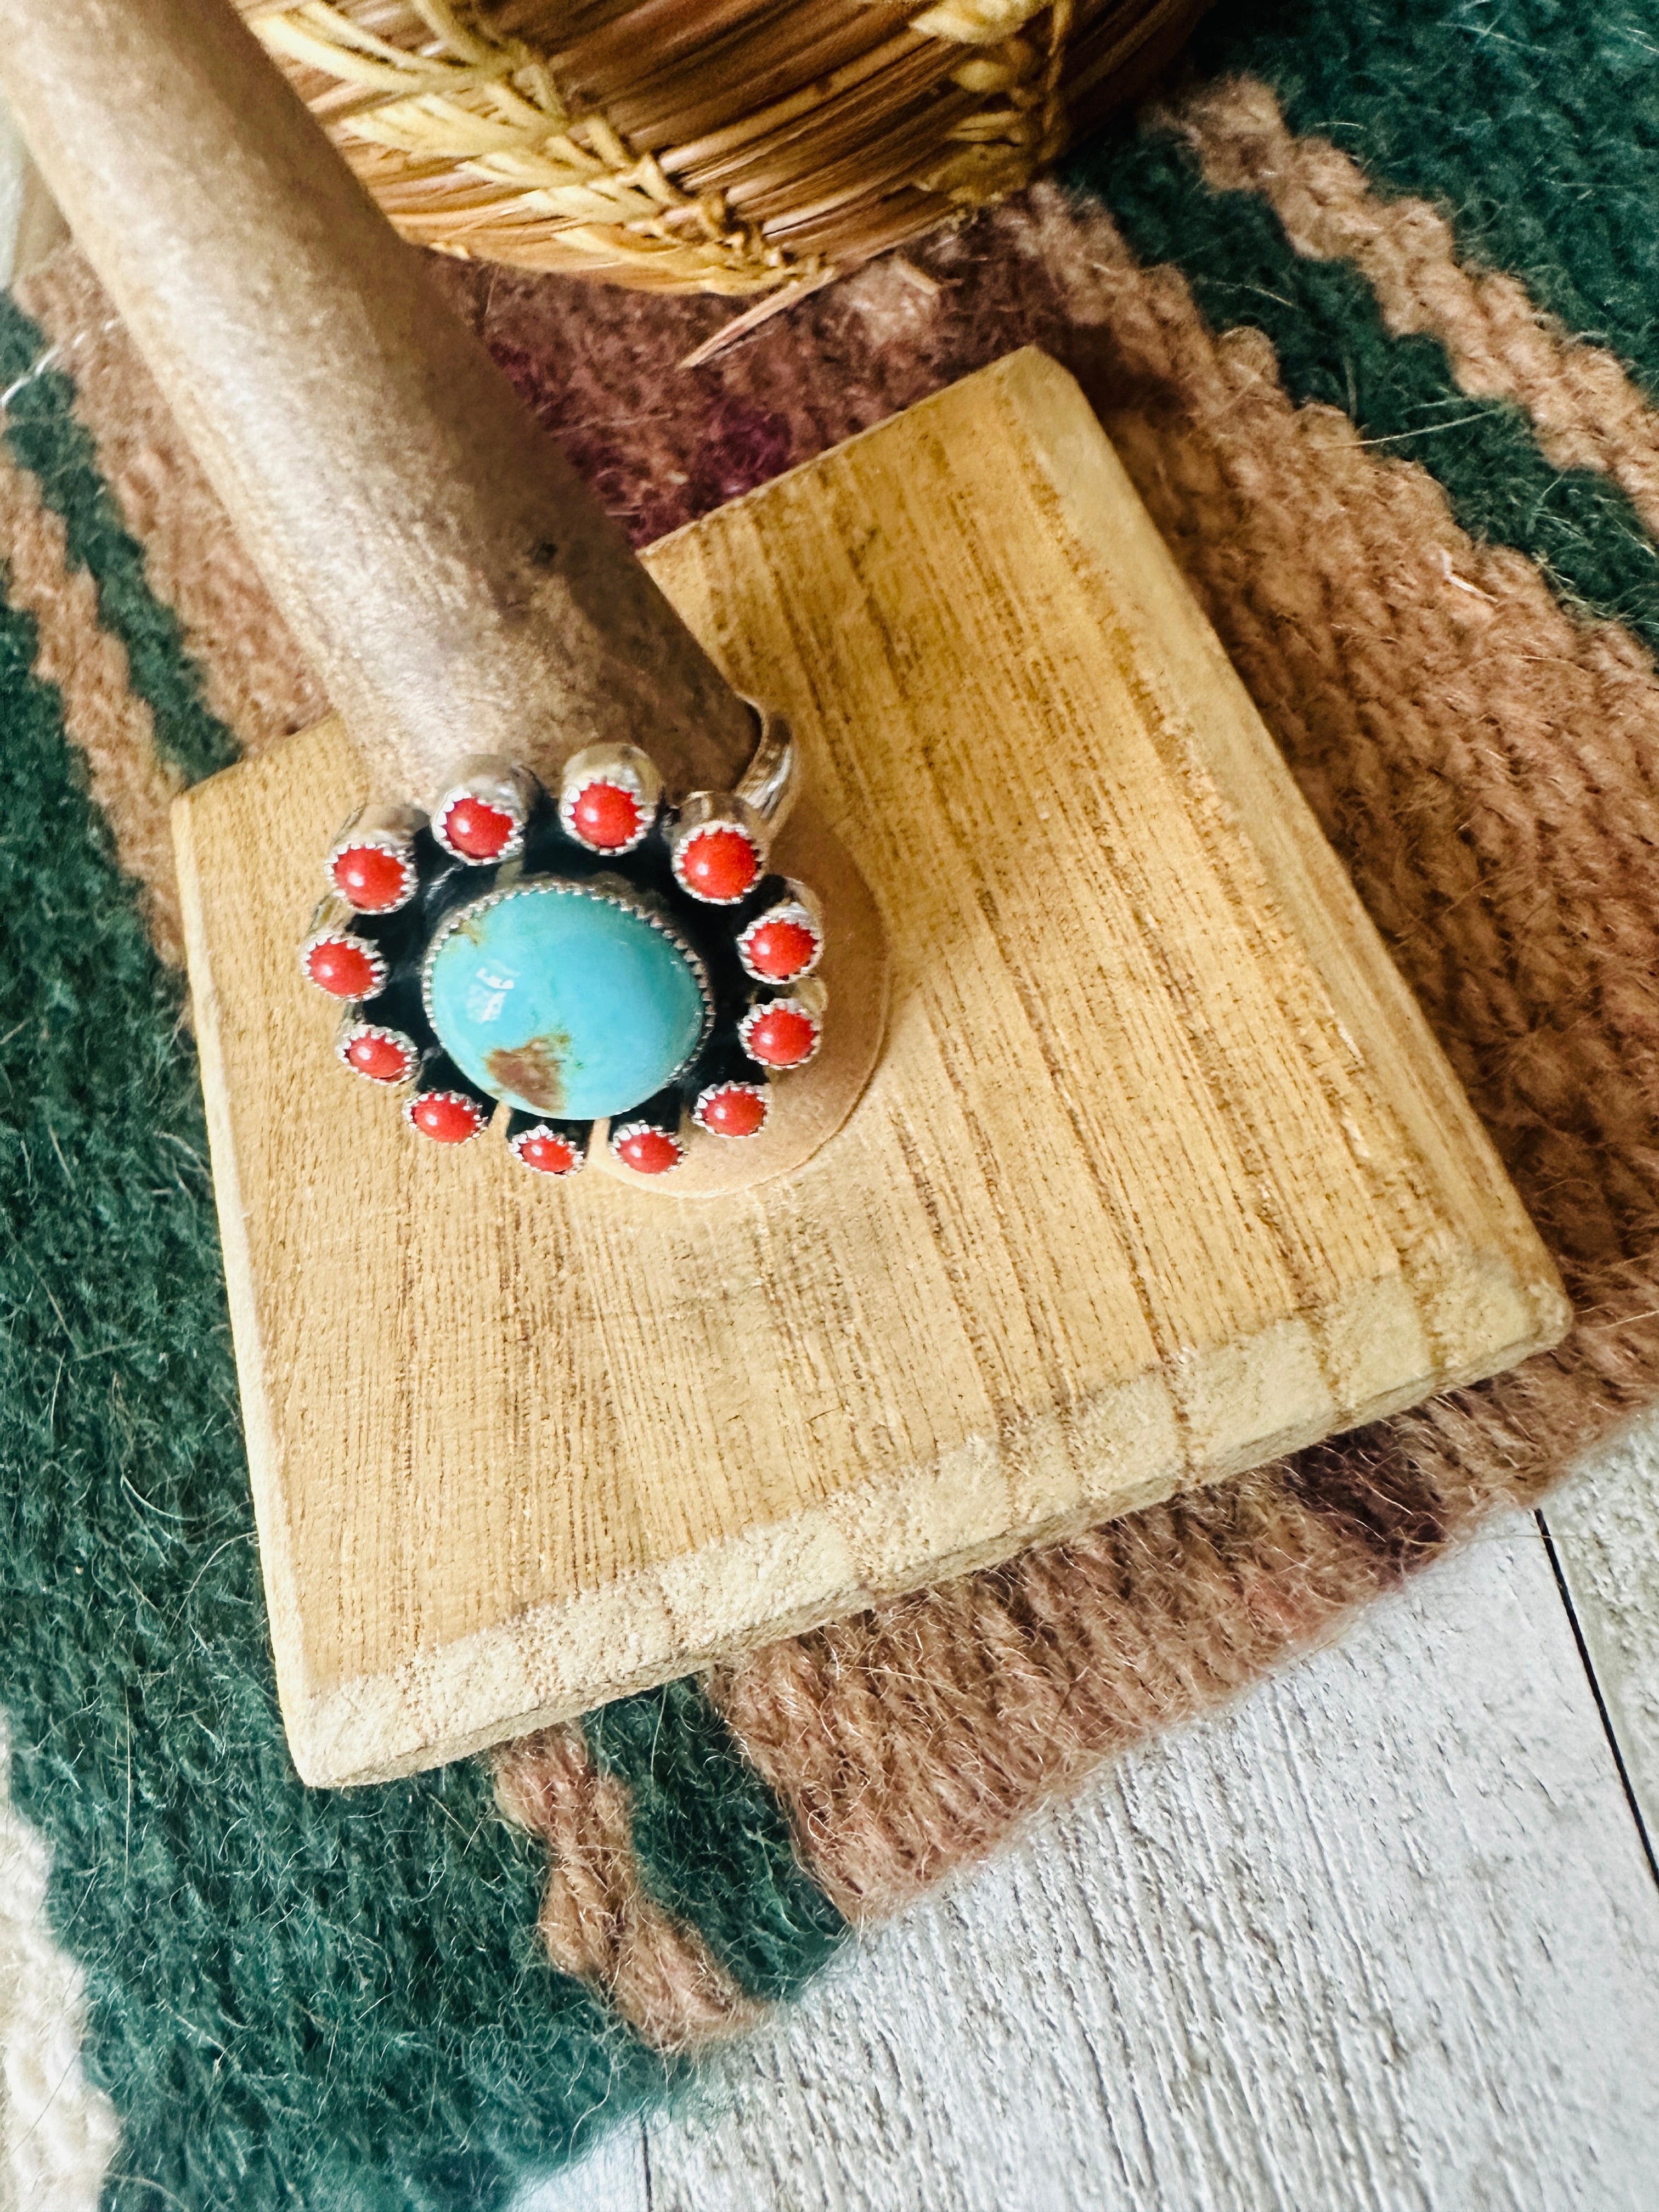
0 436 185 964
1171 76 1659 543
14 251 327 758
495 1725 765 2053
694 187 1659 1918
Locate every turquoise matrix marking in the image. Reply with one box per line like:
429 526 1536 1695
425 879 709 1119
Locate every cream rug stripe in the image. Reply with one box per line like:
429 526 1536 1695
1171 76 1659 546
0 1718 119 2212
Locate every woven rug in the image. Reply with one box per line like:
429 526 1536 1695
5 0 1659 2202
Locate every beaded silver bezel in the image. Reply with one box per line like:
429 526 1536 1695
737 989 824 1069
557 742 663 856
325 831 420 916
420 874 714 1115
336 1019 419 1085
608 1117 687 1171
693 1079 770 1138
507 1122 588 1177
736 893 823 985
300 926 389 1001
403 1088 488 1142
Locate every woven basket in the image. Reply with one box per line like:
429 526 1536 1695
237 0 1209 296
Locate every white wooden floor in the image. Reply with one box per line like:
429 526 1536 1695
2 123 1655 2212
519 1419 1659 2212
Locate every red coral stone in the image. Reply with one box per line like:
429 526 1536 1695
304 936 380 998
614 1126 682 1175
742 916 819 982
408 1091 484 1143
442 795 516 860
513 1130 582 1176
344 1029 412 1082
697 1085 768 1138
331 843 409 912
570 781 644 851
743 1004 818 1068
677 825 759 903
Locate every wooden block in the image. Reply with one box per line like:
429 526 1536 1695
174 349 1570 1787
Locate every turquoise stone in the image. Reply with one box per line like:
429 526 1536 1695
425 880 708 1119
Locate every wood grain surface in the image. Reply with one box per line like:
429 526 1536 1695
522 1498 1659 2212
174 348 1570 1786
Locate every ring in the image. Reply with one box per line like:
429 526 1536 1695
298 706 826 1176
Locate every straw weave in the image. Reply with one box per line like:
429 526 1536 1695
235 0 1206 292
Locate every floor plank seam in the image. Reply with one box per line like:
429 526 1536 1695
1536 1506 1659 1892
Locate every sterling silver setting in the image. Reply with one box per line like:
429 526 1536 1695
304 701 823 1176
736 887 824 984
325 801 423 914
432 756 537 864
557 741 663 855
335 1018 420 1085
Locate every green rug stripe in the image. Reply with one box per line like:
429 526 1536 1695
0 572 674 2212
1066 123 1659 656
584 1680 848 2004
1203 0 1659 409
0 294 238 786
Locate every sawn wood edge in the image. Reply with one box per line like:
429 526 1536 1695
262 1256 1558 1785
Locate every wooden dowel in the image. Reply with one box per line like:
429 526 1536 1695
0 0 755 808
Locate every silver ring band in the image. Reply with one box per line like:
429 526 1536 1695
733 700 799 833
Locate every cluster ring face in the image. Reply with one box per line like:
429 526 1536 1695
300 707 827 1177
